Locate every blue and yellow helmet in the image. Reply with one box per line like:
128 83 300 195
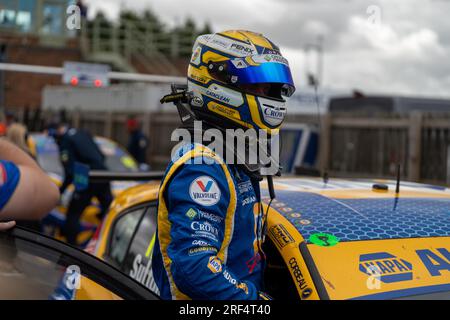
187 30 296 135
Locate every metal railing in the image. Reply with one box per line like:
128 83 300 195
318 112 450 185
82 19 195 61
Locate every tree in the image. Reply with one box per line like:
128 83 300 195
199 22 213 35
85 8 214 58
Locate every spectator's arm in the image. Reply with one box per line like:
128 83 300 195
0 139 59 220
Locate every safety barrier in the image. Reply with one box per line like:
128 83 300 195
318 112 450 185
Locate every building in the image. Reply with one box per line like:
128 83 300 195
0 0 81 110
0 0 190 111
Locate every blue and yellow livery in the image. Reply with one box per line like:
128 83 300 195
263 178 450 300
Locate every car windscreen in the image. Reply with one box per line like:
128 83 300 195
95 137 138 172
33 135 138 174
32 135 64 176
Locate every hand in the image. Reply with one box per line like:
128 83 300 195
0 221 16 231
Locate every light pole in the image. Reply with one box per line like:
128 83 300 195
304 35 324 88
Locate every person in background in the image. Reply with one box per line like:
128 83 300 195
6 123 42 231
52 123 112 245
6 123 31 155
126 116 150 171
0 139 59 231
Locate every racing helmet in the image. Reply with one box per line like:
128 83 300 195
187 30 296 136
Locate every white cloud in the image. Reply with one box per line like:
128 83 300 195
83 0 450 98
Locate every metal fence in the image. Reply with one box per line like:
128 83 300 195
319 112 450 185
79 18 195 74
83 19 195 59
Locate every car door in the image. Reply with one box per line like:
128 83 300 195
103 202 158 293
0 226 158 300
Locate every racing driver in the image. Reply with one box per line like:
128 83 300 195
152 30 296 300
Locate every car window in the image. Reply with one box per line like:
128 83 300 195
36 152 65 176
32 135 64 176
94 137 138 172
108 207 145 266
103 153 138 172
121 205 158 293
0 228 157 300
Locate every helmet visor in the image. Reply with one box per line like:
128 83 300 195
220 54 296 99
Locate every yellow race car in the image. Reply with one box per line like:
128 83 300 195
87 176 450 300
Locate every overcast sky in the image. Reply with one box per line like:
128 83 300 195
85 0 450 98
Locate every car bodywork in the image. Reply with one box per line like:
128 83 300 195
89 177 450 300
262 178 450 300
28 133 140 245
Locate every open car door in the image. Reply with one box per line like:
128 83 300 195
0 226 158 300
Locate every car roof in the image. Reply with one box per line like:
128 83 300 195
111 175 450 243
30 133 120 149
263 177 450 242
108 182 160 214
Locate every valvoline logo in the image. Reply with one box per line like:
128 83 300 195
189 176 221 206
196 180 213 192
359 252 413 283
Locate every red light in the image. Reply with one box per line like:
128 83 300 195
94 79 102 87
70 76 78 86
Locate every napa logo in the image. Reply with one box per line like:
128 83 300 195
207 256 223 274
359 252 413 283
189 176 221 206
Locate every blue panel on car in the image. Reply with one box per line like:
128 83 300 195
262 190 450 243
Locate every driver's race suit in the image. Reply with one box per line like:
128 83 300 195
152 143 266 300
0 160 20 211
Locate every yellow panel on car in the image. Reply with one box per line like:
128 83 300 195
266 208 320 300
308 237 450 300
75 276 123 300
